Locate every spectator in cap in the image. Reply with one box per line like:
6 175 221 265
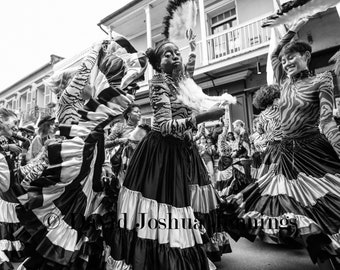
19 125 36 141
26 115 55 161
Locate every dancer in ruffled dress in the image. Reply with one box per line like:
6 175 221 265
250 84 281 179
107 32 233 269
15 38 148 270
0 108 25 270
226 18 340 269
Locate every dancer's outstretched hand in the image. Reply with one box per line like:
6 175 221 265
289 17 309 32
186 29 197 52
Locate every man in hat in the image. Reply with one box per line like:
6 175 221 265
26 115 55 161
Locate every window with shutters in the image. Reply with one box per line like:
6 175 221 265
27 91 32 112
44 88 51 107
207 1 239 59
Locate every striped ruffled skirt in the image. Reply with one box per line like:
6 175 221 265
107 131 231 270
224 133 340 264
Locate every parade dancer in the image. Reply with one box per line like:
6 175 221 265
105 104 141 183
226 18 340 269
106 23 236 267
15 38 148 270
0 109 25 270
250 84 281 178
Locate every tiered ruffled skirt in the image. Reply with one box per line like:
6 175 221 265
224 133 340 264
108 131 231 270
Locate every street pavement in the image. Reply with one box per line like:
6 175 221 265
13 237 318 270
216 237 318 270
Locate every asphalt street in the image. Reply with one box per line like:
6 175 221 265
216 237 318 270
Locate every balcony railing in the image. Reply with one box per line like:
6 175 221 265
180 14 271 69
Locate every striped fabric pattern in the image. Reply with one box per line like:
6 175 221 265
223 27 340 264
15 96 125 268
0 154 25 267
150 74 195 139
258 99 282 142
57 36 148 126
57 47 100 125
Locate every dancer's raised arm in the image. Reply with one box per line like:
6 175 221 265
318 72 340 157
271 18 308 83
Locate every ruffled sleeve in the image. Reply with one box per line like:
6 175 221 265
58 45 101 124
150 82 196 136
318 71 340 157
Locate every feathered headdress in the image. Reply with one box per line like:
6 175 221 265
162 0 198 41
160 0 236 112
262 0 340 27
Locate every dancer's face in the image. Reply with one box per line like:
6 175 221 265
281 51 309 77
159 43 182 75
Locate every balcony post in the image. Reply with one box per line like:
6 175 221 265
198 0 209 65
144 4 153 80
31 83 37 108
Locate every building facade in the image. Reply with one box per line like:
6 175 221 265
0 55 63 125
2 0 340 131
98 0 340 130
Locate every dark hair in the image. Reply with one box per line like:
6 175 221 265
0 108 17 121
227 132 235 141
138 123 151 133
123 104 140 120
279 40 312 61
205 134 213 140
38 121 54 136
253 84 280 110
145 40 175 72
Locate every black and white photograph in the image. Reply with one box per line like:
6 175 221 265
0 0 340 269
